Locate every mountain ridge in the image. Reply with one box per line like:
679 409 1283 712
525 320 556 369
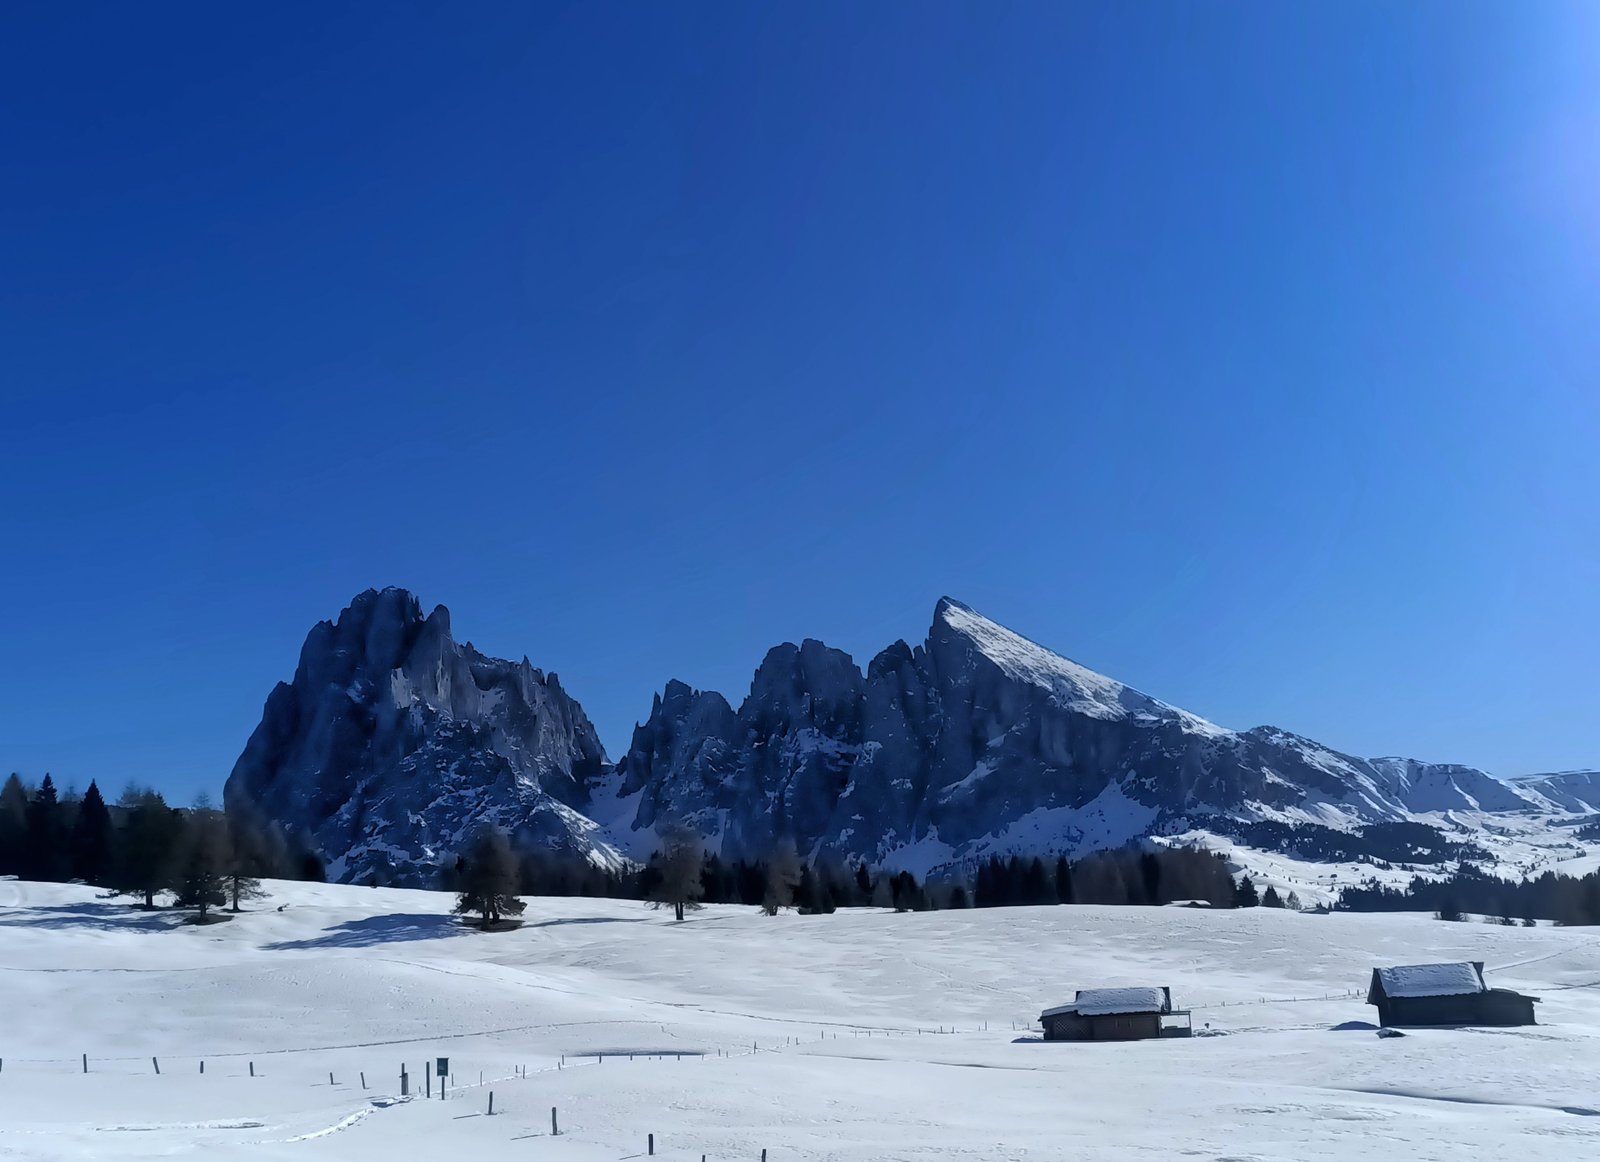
225 588 1574 886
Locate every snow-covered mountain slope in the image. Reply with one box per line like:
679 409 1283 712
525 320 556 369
1508 770 1600 813
4 878 1600 1162
604 598 1553 873
224 588 621 885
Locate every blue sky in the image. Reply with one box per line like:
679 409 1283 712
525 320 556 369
2 2 1596 803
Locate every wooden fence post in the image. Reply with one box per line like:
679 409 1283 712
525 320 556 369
360 1071 366 1089
401 1067 408 1097
425 1062 431 1098
152 1057 160 1074
552 1106 559 1136
249 1062 254 1077
200 1060 204 1074
487 1091 494 1116
82 1053 87 1073
648 1132 654 1155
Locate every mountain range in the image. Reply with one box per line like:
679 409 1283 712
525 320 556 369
223 588 1585 887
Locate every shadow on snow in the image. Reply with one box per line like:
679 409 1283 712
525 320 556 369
263 912 466 950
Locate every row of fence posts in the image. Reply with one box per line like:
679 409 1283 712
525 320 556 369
35 1052 802 1158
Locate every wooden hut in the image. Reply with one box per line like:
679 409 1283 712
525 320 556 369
1039 987 1192 1041
1367 962 1539 1028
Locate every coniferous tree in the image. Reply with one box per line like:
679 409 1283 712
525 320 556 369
1284 890 1302 912
1234 874 1260 908
223 814 280 911
892 870 925 912
173 806 231 918
1261 884 1284 908
1138 852 1164 905
1021 857 1052 905
761 839 801 915
26 775 70 882
227 867 267 912
71 780 114 885
0 774 29 876
1054 855 1075 904
855 863 872 902
869 874 895 909
646 821 705 922
112 787 182 908
947 884 970 909
452 826 526 929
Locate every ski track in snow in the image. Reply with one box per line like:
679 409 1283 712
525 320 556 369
277 1108 374 1142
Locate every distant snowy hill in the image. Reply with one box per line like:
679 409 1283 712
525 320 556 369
1505 770 1600 813
227 590 1581 887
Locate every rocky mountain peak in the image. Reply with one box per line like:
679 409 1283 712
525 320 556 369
224 589 617 886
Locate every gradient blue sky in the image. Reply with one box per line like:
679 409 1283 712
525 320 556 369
3 2 1596 803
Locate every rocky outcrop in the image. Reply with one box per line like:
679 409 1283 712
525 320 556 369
228 589 1558 885
223 588 617 886
605 598 1545 871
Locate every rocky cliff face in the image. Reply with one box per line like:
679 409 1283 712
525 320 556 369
223 588 618 886
605 598 1545 871
228 590 1556 885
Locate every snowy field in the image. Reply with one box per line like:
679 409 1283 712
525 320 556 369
2 879 1599 1160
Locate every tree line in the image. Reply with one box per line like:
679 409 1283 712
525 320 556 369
6 774 1305 925
1336 863 1600 926
0 774 276 919
444 817 1292 927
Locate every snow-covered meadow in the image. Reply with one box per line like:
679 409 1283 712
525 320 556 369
2 877 1598 1160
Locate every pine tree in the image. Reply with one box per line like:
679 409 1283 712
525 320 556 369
1021 858 1052 905
892 870 924 912
452 826 526 929
0 774 28 877
1234 874 1260 908
1261 884 1284 908
226 867 267 912
761 839 801 916
112 786 182 908
1284 890 1302 912
173 807 231 919
71 781 114 885
26 775 70 882
646 821 705 921
1054 855 1075 905
948 884 970 909
869 875 894 909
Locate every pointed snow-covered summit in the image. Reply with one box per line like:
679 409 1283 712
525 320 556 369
605 596 1543 873
932 597 1226 736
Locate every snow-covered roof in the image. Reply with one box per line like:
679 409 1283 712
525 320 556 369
1041 987 1172 1020
1073 987 1168 1015
1373 963 1485 999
